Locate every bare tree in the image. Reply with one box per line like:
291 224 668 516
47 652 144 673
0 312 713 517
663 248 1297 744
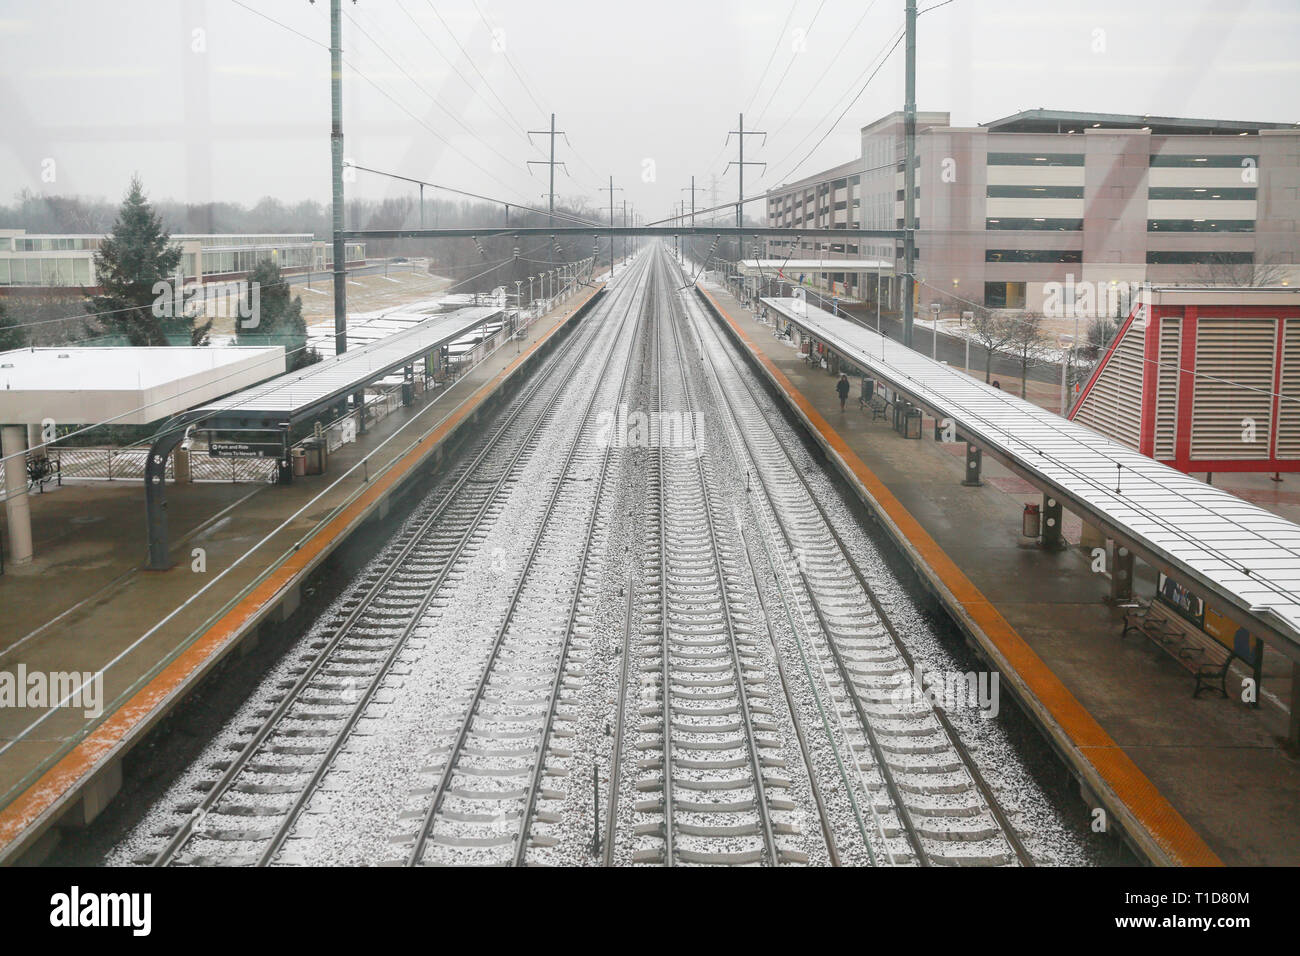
1190 251 1292 287
967 308 1018 384
1004 312 1053 398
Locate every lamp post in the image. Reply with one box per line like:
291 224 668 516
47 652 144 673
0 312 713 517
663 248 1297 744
528 275 535 307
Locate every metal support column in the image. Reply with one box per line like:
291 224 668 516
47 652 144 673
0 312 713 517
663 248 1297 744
402 364 415 406
1110 543 1134 603
1041 493 1065 551
1 425 32 566
1290 662 1300 748
961 442 983 487
145 428 188 570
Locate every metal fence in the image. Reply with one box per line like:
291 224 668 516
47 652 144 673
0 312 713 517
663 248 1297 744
0 445 277 500
0 338 516 501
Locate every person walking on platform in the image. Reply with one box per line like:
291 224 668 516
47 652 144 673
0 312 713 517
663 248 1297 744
836 373 851 412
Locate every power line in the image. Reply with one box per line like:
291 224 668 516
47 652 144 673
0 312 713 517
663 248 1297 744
391 0 538 149
471 0 547 117
742 1 801 117
767 27 905 187
766 0 881 142
419 0 533 140
341 6 533 190
752 0 828 127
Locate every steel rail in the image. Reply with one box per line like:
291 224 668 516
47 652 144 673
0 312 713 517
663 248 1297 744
686 274 1033 866
601 570 636 866
150 280 614 867
734 522 841 866
405 256 654 866
656 250 780 865
513 264 653 865
676 268 929 865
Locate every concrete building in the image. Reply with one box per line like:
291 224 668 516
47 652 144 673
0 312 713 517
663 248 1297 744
0 230 366 293
765 109 1300 314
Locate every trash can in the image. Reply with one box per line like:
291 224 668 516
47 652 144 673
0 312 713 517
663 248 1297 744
903 408 923 439
303 438 327 476
1022 503 1041 538
292 446 307 478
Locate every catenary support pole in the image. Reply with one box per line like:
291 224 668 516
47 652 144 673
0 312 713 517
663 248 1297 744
330 0 347 357
902 0 917 350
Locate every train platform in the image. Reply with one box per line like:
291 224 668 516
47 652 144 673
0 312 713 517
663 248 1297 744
697 278 1300 866
0 279 607 863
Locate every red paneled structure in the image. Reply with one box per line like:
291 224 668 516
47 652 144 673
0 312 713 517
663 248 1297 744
1069 288 1300 473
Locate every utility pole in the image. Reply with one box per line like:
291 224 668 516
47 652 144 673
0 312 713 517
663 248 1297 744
727 113 765 282
527 113 568 227
681 176 700 268
529 113 568 279
603 177 623 277
622 199 628 265
330 0 347 356
902 0 917 349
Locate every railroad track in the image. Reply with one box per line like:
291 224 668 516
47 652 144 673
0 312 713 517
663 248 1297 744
397 254 654 866
147 263 642 867
133 246 1038 867
623 253 808 866
676 261 1033 867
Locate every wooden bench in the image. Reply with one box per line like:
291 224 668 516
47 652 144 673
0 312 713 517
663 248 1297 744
1121 599 1235 698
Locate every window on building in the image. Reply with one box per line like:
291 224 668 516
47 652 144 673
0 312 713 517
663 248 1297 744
1146 250 1253 265
1147 219 1254 232
986 218 1083 231
985 249 1083 263
987 152 1085 166
1149 154 1258 168
984 281 1027 308
986 185 1085 199
1148 186 1256 201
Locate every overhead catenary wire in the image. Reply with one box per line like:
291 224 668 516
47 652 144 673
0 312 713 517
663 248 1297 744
345 162 605 228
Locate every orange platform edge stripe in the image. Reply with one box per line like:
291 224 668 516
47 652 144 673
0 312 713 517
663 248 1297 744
701 287 1223 868
0 287 602 854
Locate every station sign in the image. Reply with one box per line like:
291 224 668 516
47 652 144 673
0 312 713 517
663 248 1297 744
208 440 283 459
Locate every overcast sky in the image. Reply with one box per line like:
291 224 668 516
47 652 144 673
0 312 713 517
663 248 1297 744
1 0 1297 224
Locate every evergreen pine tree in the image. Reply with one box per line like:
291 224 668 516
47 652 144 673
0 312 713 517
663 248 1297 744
0 301 25 352
87 176 211 346
238 258 316 370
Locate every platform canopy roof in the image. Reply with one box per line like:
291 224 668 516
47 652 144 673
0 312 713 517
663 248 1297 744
760 295 1300 660
736 259 894 278
181 305 502 430
0 346 284 426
